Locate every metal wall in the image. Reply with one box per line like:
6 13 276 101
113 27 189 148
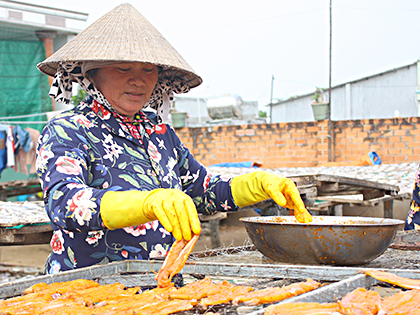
271 62 419 123
269 94 315 123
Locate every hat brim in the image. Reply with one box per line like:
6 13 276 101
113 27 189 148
38 60 202 89
36 3 202 90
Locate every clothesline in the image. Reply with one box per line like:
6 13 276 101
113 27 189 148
0 121 48 124
0 111 58 124
0 113 47 119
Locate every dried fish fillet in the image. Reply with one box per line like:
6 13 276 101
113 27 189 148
23 278 99 294
169 277 224 300
265 302 340 315
0 279 179 315
155 233 199 288
337 287 383 315
364 270 420 290
199 282 253 308
135 298 198 315
382 289 420 314
233 278 321 306
93 286 178 314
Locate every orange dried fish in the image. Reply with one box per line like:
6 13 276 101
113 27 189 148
364 270 420 290
0 279 101 312
199 282 253 308
135 298 198 315
233 278 321 306
59 282 140 306
0 281 176 315
382 289 420 315
93 286 177 314
337 287 383 315
155 233 200 288
24 279 99 294
264 302 340 315
31 301 97 315
169 277 224 300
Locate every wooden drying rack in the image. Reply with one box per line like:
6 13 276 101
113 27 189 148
0 175 410 247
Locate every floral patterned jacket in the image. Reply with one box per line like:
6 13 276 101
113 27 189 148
405 163 420 230
36 97 238 274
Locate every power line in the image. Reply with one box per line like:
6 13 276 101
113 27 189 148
256 85 271 101
273 78 318 86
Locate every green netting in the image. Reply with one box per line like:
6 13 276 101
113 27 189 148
0 40 51 132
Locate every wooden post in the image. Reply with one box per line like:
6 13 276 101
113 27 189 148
35 30 57 111
209 220 221 248
383 200 394 219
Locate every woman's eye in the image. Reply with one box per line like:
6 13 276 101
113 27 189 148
143 68 154 73
117 68 130 72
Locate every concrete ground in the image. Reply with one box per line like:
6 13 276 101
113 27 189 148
0 244 51 269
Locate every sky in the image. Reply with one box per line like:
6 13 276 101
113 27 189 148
23 0 420 110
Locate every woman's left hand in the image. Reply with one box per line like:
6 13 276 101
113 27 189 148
231 171 313 223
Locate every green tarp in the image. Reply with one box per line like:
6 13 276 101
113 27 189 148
0 40 51 132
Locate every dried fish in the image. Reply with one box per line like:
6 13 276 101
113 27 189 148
0 201 48 227
209 162 417 194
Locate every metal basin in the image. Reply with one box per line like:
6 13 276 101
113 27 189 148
240 216 405 266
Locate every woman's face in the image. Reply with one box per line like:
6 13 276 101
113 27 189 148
91 62 159 118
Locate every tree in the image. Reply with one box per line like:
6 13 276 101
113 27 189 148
259 110 267 118
71 86 88 106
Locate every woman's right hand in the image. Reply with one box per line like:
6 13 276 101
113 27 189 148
231 171 312 223
100 189 202 241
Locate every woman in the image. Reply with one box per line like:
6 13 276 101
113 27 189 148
405 164 420 230
36 3 312 274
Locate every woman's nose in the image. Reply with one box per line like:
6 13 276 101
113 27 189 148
128 72 145 86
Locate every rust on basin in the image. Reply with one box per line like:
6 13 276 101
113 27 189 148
240 216 405 266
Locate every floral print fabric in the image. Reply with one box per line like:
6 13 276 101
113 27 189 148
36 97 238 274
405 163 420 230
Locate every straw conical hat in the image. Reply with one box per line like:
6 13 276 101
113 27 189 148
37 3 202 89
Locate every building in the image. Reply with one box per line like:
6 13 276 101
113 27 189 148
0 1 87 182
269 60 420 123
173 94 264 127
0 0 88 123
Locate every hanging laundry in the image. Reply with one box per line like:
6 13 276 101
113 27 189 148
14 127 39 175
0 124 16 176
6 125 15 169
0 130 7 173
12 125 32 155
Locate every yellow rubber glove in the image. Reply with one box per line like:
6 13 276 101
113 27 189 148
100 189 202 241
231 171 313 223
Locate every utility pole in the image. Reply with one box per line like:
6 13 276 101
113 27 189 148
328 0 333 162
270 75 274 123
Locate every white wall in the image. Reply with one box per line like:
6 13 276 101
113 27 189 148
271 63 419 123
333 65 418 120
270 94 315 123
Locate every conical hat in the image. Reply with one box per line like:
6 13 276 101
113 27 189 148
37 3 202 89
